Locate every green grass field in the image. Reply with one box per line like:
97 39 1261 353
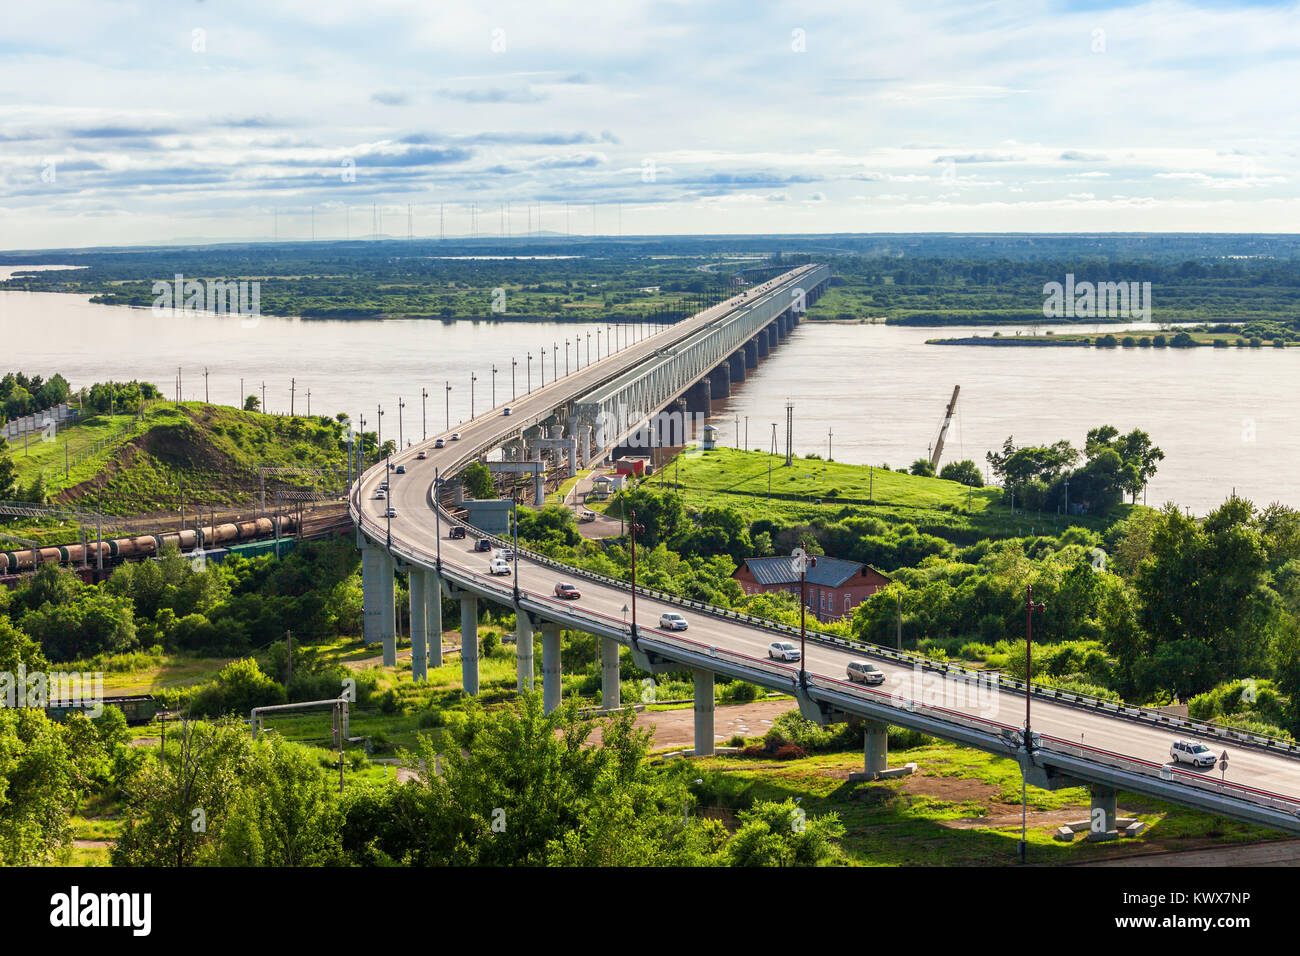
657 447 1127 541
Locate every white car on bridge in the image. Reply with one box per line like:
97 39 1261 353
659 612 688 631
488 558 512 576
1170 740 1217 768
768 641 801 661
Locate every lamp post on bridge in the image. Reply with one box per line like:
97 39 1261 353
444 382 451 430
491 365 498 409
793 547 816 688
421 388 427 442
586 332 591 367
377 405 384 455
470 372 477 419
596 328 602 361
527 354 533 393
552 343 558 378
565 339 570 376
398 397 405 449
540 345 545 387
511 358 517 400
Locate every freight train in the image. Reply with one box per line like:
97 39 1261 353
0 515 296 574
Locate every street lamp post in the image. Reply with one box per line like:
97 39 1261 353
586 332 591 367
491 365 498 408
527 354 533 393
628 509 646 643
540 345 545 386
794 548 817 687
511 358 517 400
444 382 451 430
398 397 405 449
512 500 521 606
597 329 602 360
377 405 384 455
470 373 477 419
565 339 570 376
421 388 427 441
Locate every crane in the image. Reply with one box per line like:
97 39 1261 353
928 385 961 472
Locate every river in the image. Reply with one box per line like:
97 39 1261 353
1 266 1292 514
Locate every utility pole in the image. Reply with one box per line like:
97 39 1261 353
828 426 832 462
794 548 817 687
785 401 794 466
445 382 451 430
261 381 266 414
377 404 384 454
628 511 645 643
491 365 497 408
204 367 209 404
511 358 517 400
421 388 428 441
470 373 477 419
398 397 405 449
1020 584 1046 864
290 378 295 417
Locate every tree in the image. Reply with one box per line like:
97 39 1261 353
460 460 495 500
725 799 845 867
938 459 983 487
909 459 935 477
1132 500 1270 697
0 439 17 500
0 709 79 865
243 395 260 412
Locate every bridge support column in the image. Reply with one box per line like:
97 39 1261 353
542 623 562 714
578 425 592 468
379 551 397 667
693 670 715 756
756 333 769 358
429 570 443 668
361 545 382 645
515 612 534 692
710 362 731 399
863 719 887 777
744 340 758 369
776 313 788 338
767 323 778 349
409 568 428 681
460 594 479 696
728 352 746 383
601 638 621 710
533 472 545 507
1088 785 1119 841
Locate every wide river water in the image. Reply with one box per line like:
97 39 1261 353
1 265 1293 514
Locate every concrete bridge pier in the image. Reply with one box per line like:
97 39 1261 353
379 552 397 666
693 670 715 756
428 570 443 668
578 425 592 468
776 313 788 338
767 323 778 349
756 333 769 358
542 623 562 714
863 719 887 776
728 352 746 383
460 593 479 695
686 379 711 416
744 339 759 369
409 567 428 681
601 638 621 710
533 471 545 507
710 362 731 399
361 544 382 645
1088 785 1119 841
515 611 534 692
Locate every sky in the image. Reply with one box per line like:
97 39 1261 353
2 0 1299 249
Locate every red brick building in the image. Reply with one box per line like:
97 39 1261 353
734 555 890 623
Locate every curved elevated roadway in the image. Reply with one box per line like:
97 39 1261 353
350 265 1300 838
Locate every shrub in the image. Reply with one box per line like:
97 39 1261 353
772 743 807 760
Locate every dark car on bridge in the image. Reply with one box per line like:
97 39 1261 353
449 526 466 540
474 538 492 552
554 582 581 599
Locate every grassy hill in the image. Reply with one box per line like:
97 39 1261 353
658 447 1132 542
4 402 349 541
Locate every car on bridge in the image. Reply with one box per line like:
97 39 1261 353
395 464 406 474
554 582 581 599
474 538 493 552
384 507 397 518
495 548 515 562
449 526 466 540
846 660 885 685
488 558 511 576
768 641 801 662
1170 740 1217 768
451 432 461 441
434 438 445 448
659 612 688 631
417 451 427 460
374 489 386 499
